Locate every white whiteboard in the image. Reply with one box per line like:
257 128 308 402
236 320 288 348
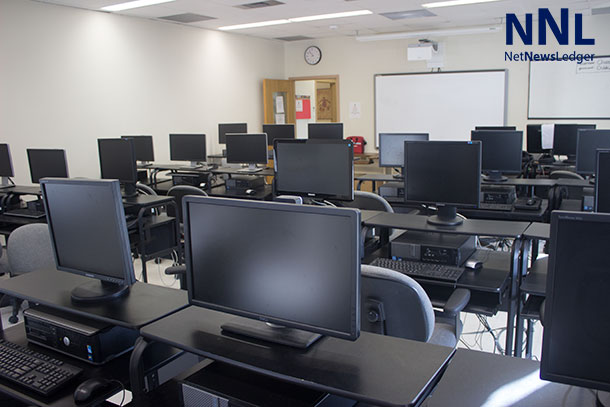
375 70 507 145
528 56 610 119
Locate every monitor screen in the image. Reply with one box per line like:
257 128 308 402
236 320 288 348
262 124 295 145
27 149 68 183
475 126 517 131
40 178 136 302
308 123 343 140
218 123 247 144
526 124 548 154
470 130 523 174
595 150 610 213
553 124 596 156
274 139 354 201
98 138 137 184
576 130 610 175
121 135 154 162
184 196 360 341
379 133 429 167
225 133 268 165
541 211 610 392
0 144 14 178
405 141 481 208
170 134 207 162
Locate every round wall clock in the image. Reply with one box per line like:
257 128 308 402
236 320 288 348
304 46 322 65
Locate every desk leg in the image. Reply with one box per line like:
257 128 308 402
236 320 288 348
514 239 530 357
129 336 151 407
505 238 522 356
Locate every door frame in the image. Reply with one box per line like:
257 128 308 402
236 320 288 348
289 75 340 122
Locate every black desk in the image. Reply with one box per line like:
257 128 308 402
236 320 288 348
0 185 43 196
524 222 550 240
0 269 188 330
363 211 529 356
130 306 455 407
459 200 548 222
425 348 596 407
212 167 274 177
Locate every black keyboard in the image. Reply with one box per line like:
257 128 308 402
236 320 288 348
478 203 513 211
0 339 82 396
4 208 46 219
369 258 464 282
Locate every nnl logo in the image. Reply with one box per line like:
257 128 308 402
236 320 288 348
506 8 594 45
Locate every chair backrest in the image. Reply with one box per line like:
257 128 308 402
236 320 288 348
550 170 584 180
136 182 157 195
342 191 394 213
167 185 208 224
7 224 56 276
361 264 435 342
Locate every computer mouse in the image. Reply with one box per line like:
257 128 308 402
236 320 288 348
526 198 536 206
73 378 112 404
464 259 483 270
245 189 256 195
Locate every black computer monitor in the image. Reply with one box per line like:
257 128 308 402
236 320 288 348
576 130 610 175
308 123 343 140
184 196 360 348
378 133 429 168
475 126 517 131
169 134 207 167
526 124 548 154
404 141 481 226
541 211 610 403
225 133 268 173
553 124 597 160
274 139 354 201
218 123 247 145
0 143 14 188
121 135 154 162
262 124 295 145
40 178 136 303
98 138 138 198
595 150 610 213
27 149 68 184
471 130 523 182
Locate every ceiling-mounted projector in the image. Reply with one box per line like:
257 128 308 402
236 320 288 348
407 40 438 61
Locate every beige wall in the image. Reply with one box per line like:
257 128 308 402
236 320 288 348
284 14 610 152
0 0 285 184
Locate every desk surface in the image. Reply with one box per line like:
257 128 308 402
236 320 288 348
426 348 596 407
524 222 550 240
363 211 529 238
355 173 398 182
0 185 43 196
139 306 454 407
212 167 274 177
521 256 548 296
482 178 557 187
122 194 174 207
458 200 548 223
0 270 188 329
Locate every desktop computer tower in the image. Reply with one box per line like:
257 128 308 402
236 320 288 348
390 230 476 267
481 185 516 204
181 361 356 407
172 172 211 188
379 181 404 198
225 175 265 192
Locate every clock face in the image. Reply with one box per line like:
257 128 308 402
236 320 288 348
304 46 322 65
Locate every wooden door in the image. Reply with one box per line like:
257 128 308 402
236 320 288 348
263 79 295 124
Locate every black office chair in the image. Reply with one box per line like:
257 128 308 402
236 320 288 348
549 170 584 180
361 264 470 347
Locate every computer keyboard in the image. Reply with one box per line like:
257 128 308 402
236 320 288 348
478 203 513 211
0 339 82 396
369 258 464 283
4 208 46 219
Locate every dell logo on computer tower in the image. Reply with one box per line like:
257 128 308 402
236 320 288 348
506 8 594 45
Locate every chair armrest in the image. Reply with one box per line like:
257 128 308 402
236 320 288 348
165 265 186 276
443 288 471 316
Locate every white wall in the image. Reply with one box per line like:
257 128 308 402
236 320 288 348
0 0 285 184
284 14 610 152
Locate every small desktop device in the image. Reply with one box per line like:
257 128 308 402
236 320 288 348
27 149 68 183
378 133 429 168
170 134 207 168
262 124 295 145
404 141 481 226
595 150 610 213
184 196 360 349
308 123 343 140
390 231 475 267
471 130 523 182
121 135 154 163
0 143 14 188
553 124 596 162
225 133 268 173
541 211 610 405
40 178 137 303
576 130 610 175
98 138 138 197
24 305 138 365
218 123 247 145
273 139 354 201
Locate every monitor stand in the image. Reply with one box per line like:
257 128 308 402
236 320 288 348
238 164 263 173
123 182 138 198
482 171 507 182
0 176 13 189
598 391 610 407
221 318 322 349
71 280 130 304
427 205 463 227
